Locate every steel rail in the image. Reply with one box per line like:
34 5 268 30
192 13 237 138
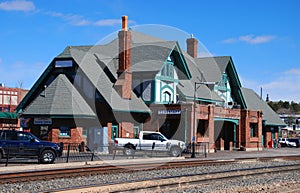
50 163 300 193
1 155 299 189
0 159 236 184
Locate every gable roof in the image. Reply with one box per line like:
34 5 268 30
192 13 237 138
193 56 246 107
70 48 151 113
177 52 223 102
21 74 96 118
177 80 223 102
241 87 286 126
45 31 221 105
130 41 176 73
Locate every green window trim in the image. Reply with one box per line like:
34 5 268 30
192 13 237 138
160 84 174 104
134 126 139 138
111 125 118 140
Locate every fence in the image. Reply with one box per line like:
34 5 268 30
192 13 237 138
0 142 208 166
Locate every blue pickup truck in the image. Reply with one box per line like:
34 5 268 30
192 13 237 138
0 130 62 164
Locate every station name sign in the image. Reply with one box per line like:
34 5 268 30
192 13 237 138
34 118 52 125
158 110 181 115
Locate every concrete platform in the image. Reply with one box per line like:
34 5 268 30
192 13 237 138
0 148 299 173
195 147 300 160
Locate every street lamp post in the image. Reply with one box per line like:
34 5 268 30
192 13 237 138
191 81 216 158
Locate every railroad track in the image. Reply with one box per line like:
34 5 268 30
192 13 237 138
1 155 300 192
50 163 300 193
0 159 236 184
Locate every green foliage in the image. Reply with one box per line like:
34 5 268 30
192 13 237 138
267 100 300 113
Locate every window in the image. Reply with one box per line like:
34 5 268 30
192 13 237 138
151 133 165 141
59 127 71 137
162 91 171 103
111 125 118 140
134 126 139 138
250 123 258 137
82 128 87 138
17 133 34 142
143 133 152 140
142 81 152 101
55 60 73 67
5 131 17 140
40 126 48 136
143 133 165 141
3 107 10 112
0 131 4 140
161 62 174 78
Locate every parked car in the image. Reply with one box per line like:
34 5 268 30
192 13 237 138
114 131 186 157
278 138 288 147
0 130 62 163
286 138 300 148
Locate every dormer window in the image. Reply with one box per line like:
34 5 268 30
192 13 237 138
161 61 174 78
55 60 73 68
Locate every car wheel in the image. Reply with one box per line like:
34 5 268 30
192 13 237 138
40 150 55 164
123 145 135 156
170 146 181 157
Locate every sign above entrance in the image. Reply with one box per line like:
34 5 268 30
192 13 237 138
158 110 181 115
34 118 52 125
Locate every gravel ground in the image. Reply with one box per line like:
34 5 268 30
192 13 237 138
1 160 300 193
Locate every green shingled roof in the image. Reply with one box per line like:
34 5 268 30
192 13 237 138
70 48 151 113
21 74 96 118
241 87 286 126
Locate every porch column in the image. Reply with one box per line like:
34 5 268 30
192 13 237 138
107 122 112 141
233 124 237 148
208 105 215 152
258 110 263 150
240 109 250 148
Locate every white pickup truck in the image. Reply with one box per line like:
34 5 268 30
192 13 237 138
114 131 186 157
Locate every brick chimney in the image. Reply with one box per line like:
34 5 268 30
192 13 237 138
114 15 132 99
186 34 198 58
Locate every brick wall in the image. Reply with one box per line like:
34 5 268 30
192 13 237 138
48 127 84 144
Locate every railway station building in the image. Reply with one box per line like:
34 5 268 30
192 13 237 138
16 16 285 152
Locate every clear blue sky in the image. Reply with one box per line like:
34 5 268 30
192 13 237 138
0 0 299 102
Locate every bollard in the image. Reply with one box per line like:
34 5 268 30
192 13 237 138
66 144 70 163
5 147 9 167
91 152 94 161
151 142 155 157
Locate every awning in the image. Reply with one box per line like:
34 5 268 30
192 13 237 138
0 112 17 119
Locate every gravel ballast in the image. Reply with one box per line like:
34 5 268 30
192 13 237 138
1 160 300 193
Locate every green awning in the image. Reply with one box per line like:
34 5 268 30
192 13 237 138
0 112 17 119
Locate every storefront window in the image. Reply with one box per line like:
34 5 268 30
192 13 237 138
59 126 70 137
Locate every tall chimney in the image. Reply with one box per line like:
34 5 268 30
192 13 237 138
115 15 132 99
186 34 198 58
118 15 131 74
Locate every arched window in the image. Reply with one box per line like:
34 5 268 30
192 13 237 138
162 91 171 103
